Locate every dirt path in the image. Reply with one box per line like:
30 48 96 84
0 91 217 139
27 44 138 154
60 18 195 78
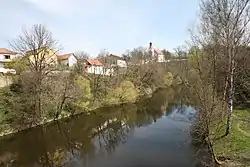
237 122 250 137
233 114 250 137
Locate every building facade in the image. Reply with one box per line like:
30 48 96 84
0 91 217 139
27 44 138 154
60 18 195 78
0 48 19 68
57 53 77 67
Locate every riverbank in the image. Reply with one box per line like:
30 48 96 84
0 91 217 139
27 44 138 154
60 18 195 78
213 110 250 167
0 111 83 137
0 100 201 167
0 91 152 138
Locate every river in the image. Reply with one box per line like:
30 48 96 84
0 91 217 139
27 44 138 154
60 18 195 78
0 88 210 167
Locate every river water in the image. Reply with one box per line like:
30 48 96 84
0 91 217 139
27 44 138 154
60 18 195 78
0 88 210 167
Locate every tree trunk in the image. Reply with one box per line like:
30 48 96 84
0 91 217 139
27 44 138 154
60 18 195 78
225 55 235 136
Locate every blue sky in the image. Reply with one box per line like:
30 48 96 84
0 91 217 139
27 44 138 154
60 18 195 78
0 0 199 56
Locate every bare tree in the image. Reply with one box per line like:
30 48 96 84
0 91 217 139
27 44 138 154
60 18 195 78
184 1 250 165
10 24 59 121
73 51 90 74
74 51 90 59
161 49 172 60
11 24 58 74
185 46 225 165
174 45 188 59
195 0 250 135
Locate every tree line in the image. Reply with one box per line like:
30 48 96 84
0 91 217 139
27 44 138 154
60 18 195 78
0 24 182 136
182 0 250 165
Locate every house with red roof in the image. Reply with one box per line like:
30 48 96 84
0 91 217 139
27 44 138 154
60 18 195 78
148 42 165 63
83 58 105 75
57 53 77 67
0 48 19 68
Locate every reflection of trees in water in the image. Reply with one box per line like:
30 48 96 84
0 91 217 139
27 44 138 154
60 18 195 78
147 87 184 113
35 87 186 166
36 113 136 166
148 88 169 112
0 151 17 167
38 149 67 167
0 86 190 167
135 111 154 127
89 104 137 154
33 126 72 167
95 121 134 154
165 104 197 123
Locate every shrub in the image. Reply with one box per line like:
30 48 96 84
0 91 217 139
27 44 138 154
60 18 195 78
105 80 138 105
73 75 92 110
4 57 29 75
119 80 138 103
163 72 173 87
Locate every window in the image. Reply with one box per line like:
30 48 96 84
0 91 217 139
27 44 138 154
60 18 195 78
4 55 10 59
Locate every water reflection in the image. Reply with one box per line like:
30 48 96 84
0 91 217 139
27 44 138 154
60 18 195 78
166 105 197 122
0 87 207 167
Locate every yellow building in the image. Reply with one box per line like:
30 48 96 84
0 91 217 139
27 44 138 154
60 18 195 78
26 48 58 67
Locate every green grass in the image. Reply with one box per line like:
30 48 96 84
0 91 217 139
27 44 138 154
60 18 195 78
240 121 250 134
235 109 250 119
213 110 250 166
235 109 250 136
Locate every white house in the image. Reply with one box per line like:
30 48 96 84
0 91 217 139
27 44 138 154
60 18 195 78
0 48 19 68
57 53 77 67
84 58 105 75
154 49 165 63
108 54 128 68
116 59 127 68
148 42 165 63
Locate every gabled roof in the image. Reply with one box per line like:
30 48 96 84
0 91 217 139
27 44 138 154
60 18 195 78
86 58 103 66
0 48 17 55
154 49 163 55
109 54 124 60
57 53 73 60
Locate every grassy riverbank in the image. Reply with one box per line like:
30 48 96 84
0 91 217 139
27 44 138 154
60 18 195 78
213 110 250 166
0 85 155 137
0 65 178 137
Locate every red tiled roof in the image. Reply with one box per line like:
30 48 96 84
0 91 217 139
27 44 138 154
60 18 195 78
154 49 163 55
86 58 103 66
0 48 17 55
57 54 72 60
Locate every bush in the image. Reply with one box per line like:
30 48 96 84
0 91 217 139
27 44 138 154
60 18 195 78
73 75 92 110
0 83 36 131
104 88 121 105
119 80 138 103
105 80 138 105
0 88 13 131
163 72 173 87
4 57 29 74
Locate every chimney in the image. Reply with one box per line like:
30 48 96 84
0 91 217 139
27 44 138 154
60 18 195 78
149 42 152 49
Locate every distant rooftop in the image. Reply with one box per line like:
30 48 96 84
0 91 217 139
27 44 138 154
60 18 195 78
0 48 17 55
57 53 73 60
86 58 103 66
